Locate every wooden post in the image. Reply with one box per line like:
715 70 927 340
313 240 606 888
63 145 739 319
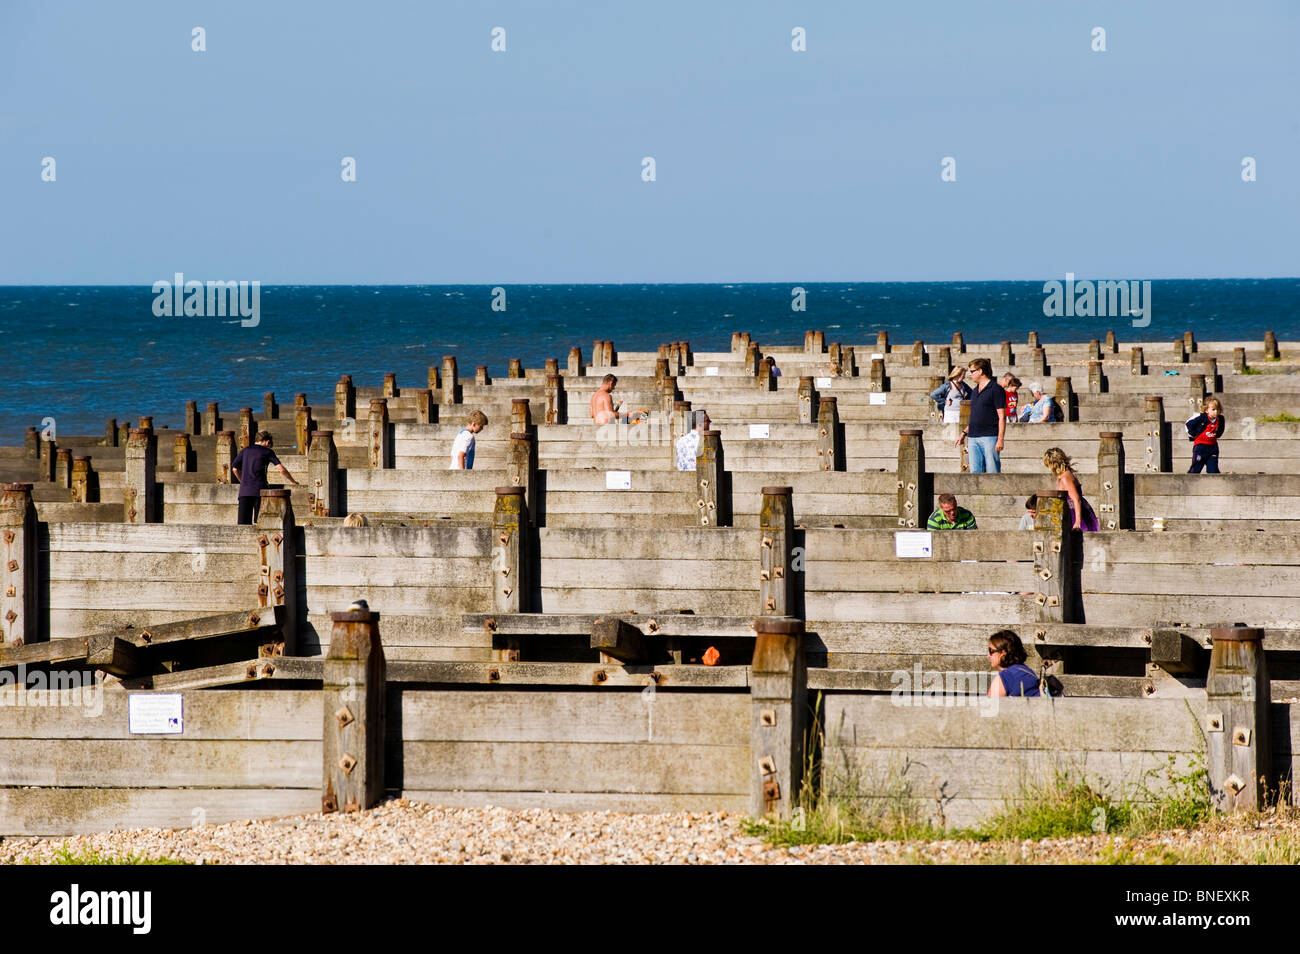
1205 627 1270 813
1131 346 1145 376
952 331 965 353
1233 348 1247 374
810 331 822 354
1097 431 1128 531
507 433 538 528
828 343 843 377
256 488 298 656
876 330 889 353
491 486 528 617
1183 331 1195 354
102 419 117 448
1189 374 1206 417
1088 360 1104 394
413 388 433 424
543 357 559 378
204 402 220 435
757 356 775 391
1029 347 1047 379
55 448 71 490
1202 358 1219 393
368 399 390 469
124 427 156 524
118 421 129 446
743 342 759 375
934 346 952 375
215 431 235 485
1027 331 1040 349
816 397 839 472
594 339 609 367
264 392 277 420
601 341 615 367
797 377 815 424
508 358 523 379
759 487 794 616
1054 377 1075 422
0 483 37 646
308 430 339 518
660 375 679 416
381 373 397 399
441 356 459 405
1087 339 1101 362
475 365 489 386
695 430 724 527
750 616 806 820
1105 330 1117 353
322 608 386 813
295 404 314 456
511 398 531 436
999 341 1012 367
1143 395 1168 472
568 346 584 377
138 415 153 431
927 376 944 424
544 374 565 425
39 435 55 482
335 375 355 423
671 401 692 448
71 456 94 503
185 400 199 435
842 346 856 377
911 341 925 367
238 407 254 450
803 330 816 355
654 357 669 384
897 429 927 529
869 358 885 392
1173 338 1187 363
294 393 308 416
1264 331 1279 360
427 364 440 391
173 433 193 473
1032 490 1081 624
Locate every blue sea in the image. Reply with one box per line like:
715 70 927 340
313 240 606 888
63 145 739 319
1 281 1297 439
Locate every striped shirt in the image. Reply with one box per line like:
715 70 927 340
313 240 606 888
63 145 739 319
927 506 977 530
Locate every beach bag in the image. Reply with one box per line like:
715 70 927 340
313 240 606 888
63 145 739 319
1039 668 1065 697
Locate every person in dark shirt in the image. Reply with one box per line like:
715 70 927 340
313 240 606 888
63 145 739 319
1186 398 1226 474
954 357 1007 473
231 430 299 524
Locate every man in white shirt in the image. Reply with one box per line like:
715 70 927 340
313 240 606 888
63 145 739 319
675 410 710 471
449 411 488 469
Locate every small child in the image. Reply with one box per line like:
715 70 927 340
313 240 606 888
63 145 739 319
1018 494 1037 530
1000 374 1022 424
449 411 488 470
1186 398 1225 474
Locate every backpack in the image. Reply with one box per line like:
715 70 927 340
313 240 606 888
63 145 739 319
1039 668 1065 697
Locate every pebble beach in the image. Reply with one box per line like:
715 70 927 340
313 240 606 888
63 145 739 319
2 799 1297 866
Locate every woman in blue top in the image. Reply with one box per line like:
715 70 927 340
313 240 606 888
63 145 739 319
985 629 1040 697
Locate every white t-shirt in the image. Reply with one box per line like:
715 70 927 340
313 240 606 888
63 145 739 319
449 428 475 469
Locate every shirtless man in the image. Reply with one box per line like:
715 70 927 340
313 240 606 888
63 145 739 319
589 373 622 425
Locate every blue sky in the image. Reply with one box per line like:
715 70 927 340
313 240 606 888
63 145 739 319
1 0 1296 283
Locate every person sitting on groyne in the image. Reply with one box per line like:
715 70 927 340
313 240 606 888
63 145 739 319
675 410 711 471
985 629 1040 697
1018 494 1038 530
589 374 624 425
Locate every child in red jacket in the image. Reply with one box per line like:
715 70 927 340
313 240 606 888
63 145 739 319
1186 398 1225 474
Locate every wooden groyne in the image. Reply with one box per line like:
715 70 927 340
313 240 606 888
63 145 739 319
0 330 1296 834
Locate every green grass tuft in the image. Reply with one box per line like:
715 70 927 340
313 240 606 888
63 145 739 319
1257 412 1300 423
35 843 190 866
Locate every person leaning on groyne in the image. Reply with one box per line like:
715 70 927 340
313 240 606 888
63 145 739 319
954 357 1006 473
1018 494 1038 530
1042 447 1099 532
930 366 972 424
1186 397 1226 474
675 410 710 471
232 430 299 525
449 411 487 470
926 493 977 530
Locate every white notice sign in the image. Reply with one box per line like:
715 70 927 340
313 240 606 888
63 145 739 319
129 693 184 734
749 424 770 439
871 353 884 360
705 366 719 376
895 531 933 559
815 377 832 388
869 392 887 406
605 470 632 490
